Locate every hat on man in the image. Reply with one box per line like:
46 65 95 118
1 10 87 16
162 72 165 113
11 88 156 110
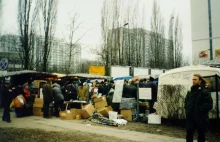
110 80 114 84
149 76 154 81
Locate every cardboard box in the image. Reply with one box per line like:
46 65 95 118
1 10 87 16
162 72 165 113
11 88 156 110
97 108 109 117
33 107 43 116
94 96 106 103
107 106 113 111
81 104 95 119
66 112 74 120
33 103 43 108
60 111 74 120
34 98 44 104
76 115 82 120
120 110 132 121
97 106 113 117
33 98 43 115
60 111 66 119
70 109 82 119
95 101 108 109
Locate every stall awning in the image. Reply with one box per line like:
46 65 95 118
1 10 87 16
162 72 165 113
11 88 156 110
0 70 57 78
66 73 111 79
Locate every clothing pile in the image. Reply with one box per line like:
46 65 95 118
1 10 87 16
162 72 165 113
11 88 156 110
119 98 136 109
88 113 118 126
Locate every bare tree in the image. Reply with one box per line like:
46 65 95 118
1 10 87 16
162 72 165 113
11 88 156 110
149 0 166 69
98 0 148 74
141 6 147 67
173 15 183 67
17 0 39 69
100 0 111 75
40 0 58 72
0 0 3 34
92 45 106 65
63 14 90 74
167 12 174 69
167 11 189 69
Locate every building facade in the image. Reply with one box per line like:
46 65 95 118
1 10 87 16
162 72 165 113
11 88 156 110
191 0 220 64
0 34 81 73
108 28 170 69
0 35 23 71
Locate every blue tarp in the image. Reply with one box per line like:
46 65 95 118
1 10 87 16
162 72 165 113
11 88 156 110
114 76 134 81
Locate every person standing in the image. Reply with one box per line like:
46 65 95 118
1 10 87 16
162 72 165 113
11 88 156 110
146 76 158 113
52 83 64 117
77 82 87 101
185 74 213 142
42 81 53 118
65 81 77 101
110 80 115 90
122 80 137 99
2 81 12 123
102 79 110 96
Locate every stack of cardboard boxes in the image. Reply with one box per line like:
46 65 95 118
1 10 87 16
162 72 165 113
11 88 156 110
33 98 43 116
59 96 113 120
58 96 134 122
94 96 113 117
60 103 96 120
81 104 95 119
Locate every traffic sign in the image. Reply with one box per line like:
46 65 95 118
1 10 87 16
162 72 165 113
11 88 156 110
0 58 8 70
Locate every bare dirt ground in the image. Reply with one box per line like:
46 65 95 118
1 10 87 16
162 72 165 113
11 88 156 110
0 110 219 142
76 119 220 142
0 114 185 142
0 128 134 142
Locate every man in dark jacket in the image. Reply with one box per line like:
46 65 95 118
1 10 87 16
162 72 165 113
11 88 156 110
102 79 111 95
139 79 147 88
123 80 137 99
2 81 12 122
146 76 157 113
185 74 213 142
42 82 53 118
65 81 77 101
52 83 64 117
110 80 115 90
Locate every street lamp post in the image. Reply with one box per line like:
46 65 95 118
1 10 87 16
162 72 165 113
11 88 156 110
122 23 129 66
208 0 213 60
123 23 132 75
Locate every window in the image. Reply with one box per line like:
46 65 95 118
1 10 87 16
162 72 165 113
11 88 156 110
203 76 220 92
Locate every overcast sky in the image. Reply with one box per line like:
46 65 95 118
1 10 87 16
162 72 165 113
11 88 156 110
2 0 192 62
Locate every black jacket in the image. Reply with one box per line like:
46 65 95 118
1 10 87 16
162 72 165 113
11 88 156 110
123 84 137 99
65 85 77 101
139 82 147 88
185 85 213 125
146 81 158 102
42 84 53 103
102 83 111 95
1 86 12 107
